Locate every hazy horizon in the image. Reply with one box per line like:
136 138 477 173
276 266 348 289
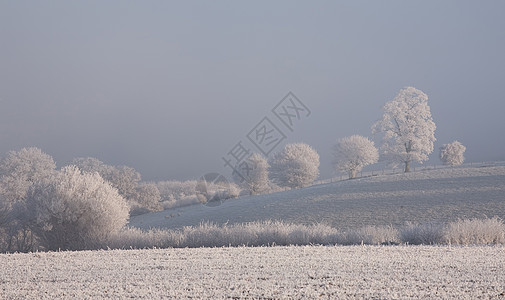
1 1 504 181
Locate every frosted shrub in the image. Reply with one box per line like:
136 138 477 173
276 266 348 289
130 183 162 216
440 141 466 166
0 191 8 229
156 179 241 210
106 221 339 249
161 195 200 210
399 222 445 245
270 143 320 188
233 153 270 195
444 217 505 245
333 135 379 179
27 166 129 251
108 227 184 249
100 219 505 250
0 147 57 252
0 229 6 252
198 181 241 204
265 182 286 194
0 147 57 205
72 157 168 215
157 180 200 209
222 182 241 199
337 226 399 245
72 157 141 201
157 180 198 201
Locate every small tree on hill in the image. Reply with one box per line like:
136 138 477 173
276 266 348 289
233 153 270 195
372 87 436 172
269 143 320 189
440 141 466 166
333 135 379 179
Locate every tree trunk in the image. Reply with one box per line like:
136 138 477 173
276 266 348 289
404 161 411 173
349 169 357 179
404 140 412 173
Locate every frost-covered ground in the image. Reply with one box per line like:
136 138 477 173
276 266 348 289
3 165 505 299
131 164 505 231
1 245 505 299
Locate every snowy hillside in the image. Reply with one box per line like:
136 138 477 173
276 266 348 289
130 164 505 231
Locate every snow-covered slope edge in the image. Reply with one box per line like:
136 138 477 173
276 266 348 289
130 165 505 230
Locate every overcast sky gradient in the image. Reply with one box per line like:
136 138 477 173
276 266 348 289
1 1 504 181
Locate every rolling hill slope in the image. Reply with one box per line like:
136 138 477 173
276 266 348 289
130 164 505 231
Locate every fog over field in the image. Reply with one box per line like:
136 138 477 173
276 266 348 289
1 2 505 299
1 1 505 181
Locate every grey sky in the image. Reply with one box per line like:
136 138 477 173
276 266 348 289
1 1 504 181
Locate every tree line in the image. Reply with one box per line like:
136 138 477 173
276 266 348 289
0 86 466 252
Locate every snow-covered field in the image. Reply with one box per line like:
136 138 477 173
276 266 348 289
1 245 505 299
2 165 504 299
131 165 505 231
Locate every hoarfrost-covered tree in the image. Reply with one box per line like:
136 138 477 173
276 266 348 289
233 153 270 195
156 180 198 201
26 166 129 251
372 87 436 172
71 157 140 200
0 147 57 252
131 183 162 215
0 190 7 228
440 141 466 166
0 147 57 205
0 187 9 250
71 157 160 215
269 143 320 189
333 135 379 179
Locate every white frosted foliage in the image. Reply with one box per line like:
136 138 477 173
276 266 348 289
233 153 270 195
440 141 466 166
0 148 57 252
269 143 320 188
72 157 141 201
71 157 163 214
27 165 129 250
131 183 163 215
372 87 436 172
333 135 379 179
0 147 57 205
